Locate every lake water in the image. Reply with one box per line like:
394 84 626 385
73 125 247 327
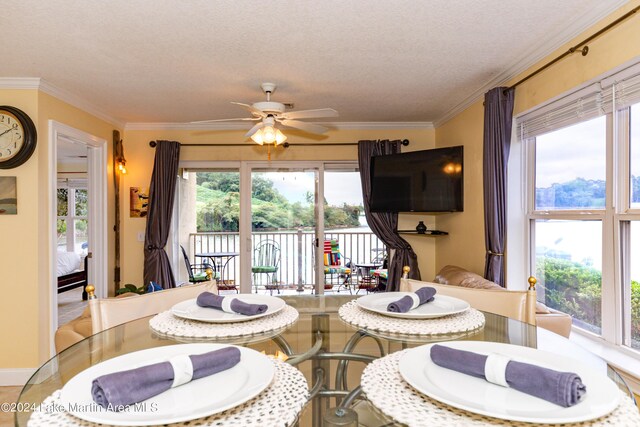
0 204 17 214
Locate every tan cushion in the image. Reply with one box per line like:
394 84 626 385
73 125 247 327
535 301 551 314
536 311 572 337
434 265 572 337
54 291 142 353
434 265 502 290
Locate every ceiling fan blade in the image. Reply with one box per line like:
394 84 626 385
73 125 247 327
245 121 265 138
231 102 267 118
190 117 260 124
279 119 329 134
281 108 339 120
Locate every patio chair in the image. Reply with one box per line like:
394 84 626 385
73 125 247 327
323 240 352 292
251 240 281 294
180 245 215 283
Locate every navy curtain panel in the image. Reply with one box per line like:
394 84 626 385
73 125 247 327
358 140 421 291
143 140 181 289
483 87 515 286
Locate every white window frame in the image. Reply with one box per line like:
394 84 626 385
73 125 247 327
524 115 612 339
176 160 362 294
518 58 640 361
57 180 88 254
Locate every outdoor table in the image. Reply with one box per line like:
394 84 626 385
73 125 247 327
16 295 633 426
354 262 383 293
195 252 239 284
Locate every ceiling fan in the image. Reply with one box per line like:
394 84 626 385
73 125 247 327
192 83 338 145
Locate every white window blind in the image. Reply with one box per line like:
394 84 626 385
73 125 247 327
517 83 605 140
517 59 640 140
602 63 640 110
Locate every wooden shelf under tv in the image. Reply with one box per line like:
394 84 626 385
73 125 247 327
397 230 449 236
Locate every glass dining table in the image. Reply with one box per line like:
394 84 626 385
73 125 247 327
16 295 632 426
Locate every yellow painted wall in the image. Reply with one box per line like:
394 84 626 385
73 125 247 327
434 101 486 274
0 88 118 368
120 127 437 286
434 1 640 279
0 90 40 367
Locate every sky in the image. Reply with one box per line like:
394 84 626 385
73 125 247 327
258 170 364 206
535 115 606 188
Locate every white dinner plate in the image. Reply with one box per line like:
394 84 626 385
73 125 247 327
357 292 469 319
171 294 286 323
398 341 621 424
59 343 275 426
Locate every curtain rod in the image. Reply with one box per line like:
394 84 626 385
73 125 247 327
148 139 410 148
506 5 640 92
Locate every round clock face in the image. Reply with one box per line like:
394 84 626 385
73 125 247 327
0 111 25 161
0 106 37 169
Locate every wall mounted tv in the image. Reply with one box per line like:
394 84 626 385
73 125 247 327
369 146 463 213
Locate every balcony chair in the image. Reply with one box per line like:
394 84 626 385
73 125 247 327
180 245 213 283
251 239 281 294
323 239 352 292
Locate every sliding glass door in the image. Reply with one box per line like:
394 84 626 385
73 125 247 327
177 161 385 294
248 168 320 294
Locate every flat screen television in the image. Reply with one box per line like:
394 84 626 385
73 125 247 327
369 146 463 213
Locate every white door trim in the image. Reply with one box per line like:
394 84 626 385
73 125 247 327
48 120 107 357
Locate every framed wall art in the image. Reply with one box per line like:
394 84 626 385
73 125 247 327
130 187 149 217
0 176 17 215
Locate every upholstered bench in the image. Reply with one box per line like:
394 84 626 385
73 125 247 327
434 265 573 338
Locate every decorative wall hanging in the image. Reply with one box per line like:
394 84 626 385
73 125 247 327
130 186 149 217
0 176 17 214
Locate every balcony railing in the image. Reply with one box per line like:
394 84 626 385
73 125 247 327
187 230 386 291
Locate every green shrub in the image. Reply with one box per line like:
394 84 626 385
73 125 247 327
537 256 640 342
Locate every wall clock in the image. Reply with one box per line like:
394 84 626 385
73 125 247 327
0 106 37 169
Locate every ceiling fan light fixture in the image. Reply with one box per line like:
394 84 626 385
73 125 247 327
250 129 265 145
250 124 288 147
275 128 287 145
262 125 276 143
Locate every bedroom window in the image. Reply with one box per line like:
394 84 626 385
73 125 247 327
519 61 640 355
57 184 88 254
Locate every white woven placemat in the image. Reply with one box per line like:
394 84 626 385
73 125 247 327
27 358 308 427
361 350 640 427
149 305 299 338
339 300 485 335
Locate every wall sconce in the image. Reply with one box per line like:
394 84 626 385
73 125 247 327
115 138 127 174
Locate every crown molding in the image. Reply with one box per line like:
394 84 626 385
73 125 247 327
38 80 125 128
433 0 630 127
0 77 41 89
125 122 251 131
124 121 434 131
0 77 125 128
329 122 434 130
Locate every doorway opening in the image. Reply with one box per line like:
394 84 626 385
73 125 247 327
49 121 107 356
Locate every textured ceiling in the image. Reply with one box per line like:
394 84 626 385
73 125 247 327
0 0 626 125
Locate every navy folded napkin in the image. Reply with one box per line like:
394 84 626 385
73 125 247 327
387 287 436 312
92 346 241 410
197 292 268 316
430 344 586 407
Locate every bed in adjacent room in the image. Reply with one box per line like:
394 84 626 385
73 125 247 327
57 250 88 300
